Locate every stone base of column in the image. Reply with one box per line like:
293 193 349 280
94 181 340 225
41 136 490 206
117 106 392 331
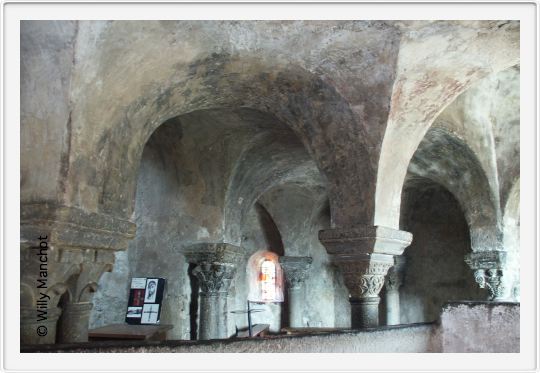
350 297 380 328
21 306 62 345
57 302 93 343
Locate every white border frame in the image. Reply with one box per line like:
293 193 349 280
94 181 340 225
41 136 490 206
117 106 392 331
2 1 538 372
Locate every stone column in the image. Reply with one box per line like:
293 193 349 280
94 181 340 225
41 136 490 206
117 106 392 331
279 256 312 328
57 302 94 343
20 203 135 345
465 251 508 301
20 241 78 345
384 256 406 325
57 249 115 343
183 243 244 340
319 226 412 329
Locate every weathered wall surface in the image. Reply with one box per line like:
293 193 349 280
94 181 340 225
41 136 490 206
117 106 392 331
20 20 520 349
89 106 348 336
29 323 439 353
439 302 519 352
20 21 77 204
31 20 402 228
375 21 519 229
399 182 485 323
34 302 519 353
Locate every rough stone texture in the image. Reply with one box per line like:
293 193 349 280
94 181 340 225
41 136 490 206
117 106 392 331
23 301 518 353
89 251 130 328
24 323 438 353
439 301 519 352
20 20 520 349
375 21 519 229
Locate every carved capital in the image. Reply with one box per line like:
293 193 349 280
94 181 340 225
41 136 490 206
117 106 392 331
385 256 406 292
319 225 410 300
182 243 244 295
465 251 507 300
67 249 115 303
192 263 237 294
21 245 115 309
332 253 394 299
279 256 312 290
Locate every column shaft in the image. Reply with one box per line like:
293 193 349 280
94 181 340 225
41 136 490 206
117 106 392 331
183 243 243 340
351 297 380 328
288 287 302 327
199 293 228 340
57 302 94 343
384 255 405 325
385 290 400 325
279 256 312 328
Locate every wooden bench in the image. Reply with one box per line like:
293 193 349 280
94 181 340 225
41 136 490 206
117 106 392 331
235 324 270 338
281 327 338 335
89 323 173 341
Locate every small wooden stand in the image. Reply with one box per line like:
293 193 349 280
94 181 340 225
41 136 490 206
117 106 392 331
89 323 173 341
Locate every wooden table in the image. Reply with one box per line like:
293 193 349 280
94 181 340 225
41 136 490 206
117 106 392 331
89 323 173 341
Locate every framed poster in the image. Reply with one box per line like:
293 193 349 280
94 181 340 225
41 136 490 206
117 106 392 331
125 277 165 324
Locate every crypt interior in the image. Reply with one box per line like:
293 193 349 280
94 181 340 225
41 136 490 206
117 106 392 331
20 20 520 353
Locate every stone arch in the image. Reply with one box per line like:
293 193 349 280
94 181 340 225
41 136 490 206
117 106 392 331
375 21 519 229
405 127 502 252
67 54 373 228
399 176 486 322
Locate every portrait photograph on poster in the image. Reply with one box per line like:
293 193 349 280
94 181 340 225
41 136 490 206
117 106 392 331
144 279 159 303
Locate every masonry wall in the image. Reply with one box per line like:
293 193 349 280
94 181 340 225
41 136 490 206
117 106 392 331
439 301 520 352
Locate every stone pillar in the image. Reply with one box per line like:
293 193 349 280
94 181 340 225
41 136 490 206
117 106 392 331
279 256 312 327
384 256 406 325
183 243 244 340
20 203 135 345
319 226 412 329
465 251 508 301
57 249 115 343
57 302 94 343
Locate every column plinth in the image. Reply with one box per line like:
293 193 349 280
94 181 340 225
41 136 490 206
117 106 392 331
279 256 312 327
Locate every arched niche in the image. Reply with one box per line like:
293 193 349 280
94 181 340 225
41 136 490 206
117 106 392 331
399 177 486 323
